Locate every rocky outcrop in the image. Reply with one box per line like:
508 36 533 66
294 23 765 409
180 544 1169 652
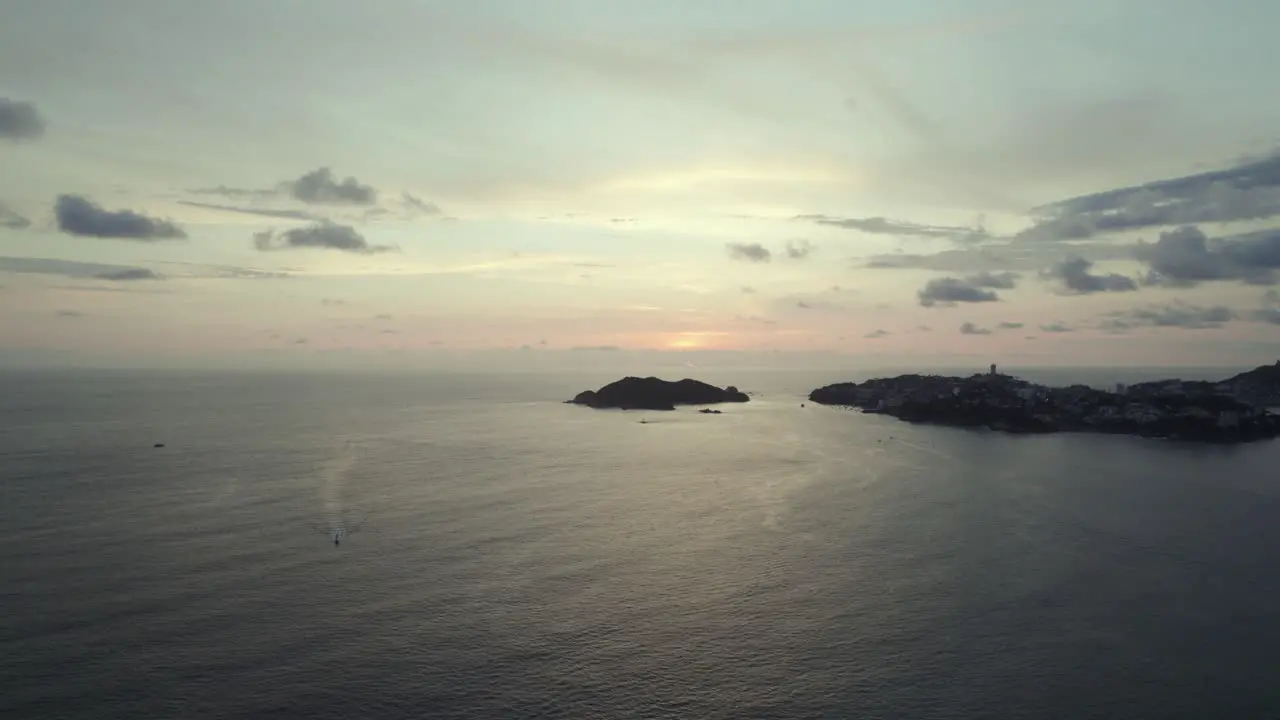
567 376 749 411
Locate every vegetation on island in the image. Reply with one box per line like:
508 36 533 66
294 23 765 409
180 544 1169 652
567 376 750 411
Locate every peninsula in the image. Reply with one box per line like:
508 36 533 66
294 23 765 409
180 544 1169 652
567 376 749 411
808 363 1280 443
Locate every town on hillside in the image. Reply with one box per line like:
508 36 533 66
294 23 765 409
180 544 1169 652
808 361 1280 443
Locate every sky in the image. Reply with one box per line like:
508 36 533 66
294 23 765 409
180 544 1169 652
3 0 1280 371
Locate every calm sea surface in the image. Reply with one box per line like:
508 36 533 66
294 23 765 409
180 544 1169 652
3 367 1280 719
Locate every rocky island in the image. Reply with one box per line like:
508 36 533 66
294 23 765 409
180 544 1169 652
567 376 749 411
809 363 1280 443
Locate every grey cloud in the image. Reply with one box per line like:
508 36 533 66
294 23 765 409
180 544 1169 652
1040 322 1073 333
1099 301 1236 332
56 310 84 318
917 277 1001 307
796 300 813 309
726 242 771 262
177 200 322 222
55 195 186 240
570 345 622 351
189 167 378 207
741 286 756 294
1135 225 1280 286
960 322 992 335
864 329 891 338
0 98 45 140
1019 151 1280 242
998 321 1024 329
797 213 988 242
862 241 1133 274
291 167 377 205
189 185 277 199
253 222 394 254
785 239 814 259
1248 290 1280 325
403 192 442 214
1 202 31 229
966 271 1019 289
96 268 160 281
156 261 291 280
0 256 156 280
321 298 346 306
1041 256 1137 294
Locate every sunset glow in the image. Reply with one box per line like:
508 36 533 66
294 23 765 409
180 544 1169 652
2 1 1279 370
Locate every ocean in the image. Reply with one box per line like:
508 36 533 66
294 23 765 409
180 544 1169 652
3 366 1280 719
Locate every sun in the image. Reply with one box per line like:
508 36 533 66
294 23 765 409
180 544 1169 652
668 337 702 349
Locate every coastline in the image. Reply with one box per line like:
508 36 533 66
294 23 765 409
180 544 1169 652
808 364 1280 444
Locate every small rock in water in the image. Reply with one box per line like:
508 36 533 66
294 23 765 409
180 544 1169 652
153 443 165 448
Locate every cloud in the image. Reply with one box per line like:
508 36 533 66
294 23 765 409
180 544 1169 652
290 167 377 205
55 195 186 240
188 185 276 199
156 261 291 280
796 300 813 309
403 192 442 214
966 271 1019 289
1039 322 1073 333
1099 301 1236 332
785 239 814 259
917 276 1003 307
1248 290 1280 325
96 268 160 281
0 202 30 229
56 310 84 318
1019 151 1280 242
253 222 394 254
726 242 771 262
797 213 988 242
1041 256 1138 294
862 241 1133 274
177 200 323 221
1134 225 1280 286
0 256 157 279
188 167 378 207
959 322 992 335
741 285 756 294
864 329 891 338
570 345 622 351
998 321 1024 329
0 98 45 141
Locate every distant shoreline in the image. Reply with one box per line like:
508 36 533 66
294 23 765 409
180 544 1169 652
808 362 1280 444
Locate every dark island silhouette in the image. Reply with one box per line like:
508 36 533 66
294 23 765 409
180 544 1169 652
567 376 749 411
808 362 1280 443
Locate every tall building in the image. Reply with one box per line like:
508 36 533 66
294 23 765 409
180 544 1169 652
990 363 997 376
